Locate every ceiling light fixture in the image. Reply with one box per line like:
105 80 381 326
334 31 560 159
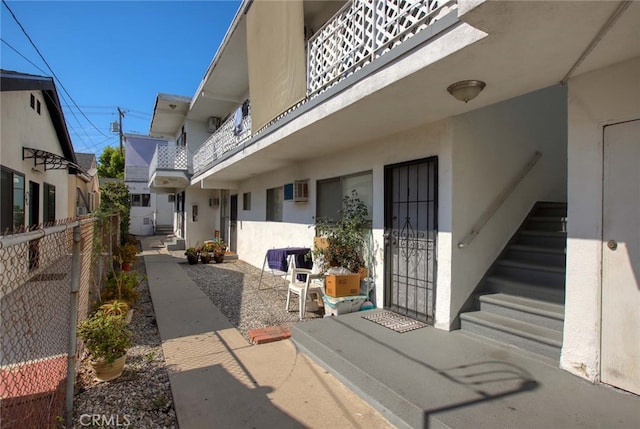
447 80 486 103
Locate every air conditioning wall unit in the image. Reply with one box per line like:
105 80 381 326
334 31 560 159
294 180 309 203
208 116 221 133
209 197 220 207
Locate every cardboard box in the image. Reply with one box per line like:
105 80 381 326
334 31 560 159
324 274 361 297
314 236 329 250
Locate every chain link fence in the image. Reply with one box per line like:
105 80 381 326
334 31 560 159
0 215 118 429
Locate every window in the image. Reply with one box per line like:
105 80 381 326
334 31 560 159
30 94 35 109
36 99 41 115
43 182 56 223
266 187 283 222
317 171 372 222
243 192 251 210
1 167 25 232
131 193 151 207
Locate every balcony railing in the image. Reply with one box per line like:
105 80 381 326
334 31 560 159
307 0 456 96
192 0 455 176
149 143 190 181
193 107 252 175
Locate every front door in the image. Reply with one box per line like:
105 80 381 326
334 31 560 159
601 119 640 395
384 157 437 323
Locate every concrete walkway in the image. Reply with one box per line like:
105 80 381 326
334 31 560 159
140 236 392 429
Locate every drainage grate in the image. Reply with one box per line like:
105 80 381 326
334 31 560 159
362 311 428 333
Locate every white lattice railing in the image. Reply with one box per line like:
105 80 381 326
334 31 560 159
193 107 252 175
307 0 456 96
149 143 190 181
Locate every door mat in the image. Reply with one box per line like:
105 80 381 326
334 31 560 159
362 311 428 333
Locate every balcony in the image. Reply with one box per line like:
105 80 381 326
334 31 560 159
148 143 191 192
191 0 457 179
193 107 252 175
306 0 457 97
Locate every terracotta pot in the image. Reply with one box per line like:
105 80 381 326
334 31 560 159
121 262 133 271
91 354 126 381
200 254 212 264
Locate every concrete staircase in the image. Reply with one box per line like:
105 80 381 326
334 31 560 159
460 202 567 361
155 224 174 235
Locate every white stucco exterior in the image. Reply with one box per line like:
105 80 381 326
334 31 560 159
1 90 72 224
183 186 222 249
562 57 640 381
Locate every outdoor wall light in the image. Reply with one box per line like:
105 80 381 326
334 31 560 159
447 80 486 103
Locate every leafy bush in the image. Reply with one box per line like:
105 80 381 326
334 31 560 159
77 313 132 363
101 270 139 305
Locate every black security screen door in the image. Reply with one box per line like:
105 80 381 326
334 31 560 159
384 157 437 323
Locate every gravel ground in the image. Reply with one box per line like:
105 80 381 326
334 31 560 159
72 258 178 429
72 254 321 428
181 258 323 342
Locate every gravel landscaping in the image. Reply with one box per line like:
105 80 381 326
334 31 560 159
72 258 178 429
181 258 323 342
72 254 322 428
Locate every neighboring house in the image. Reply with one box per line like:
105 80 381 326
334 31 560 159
1 69 85 233
147 0 640 394
123 134 173 236
72 152 100 216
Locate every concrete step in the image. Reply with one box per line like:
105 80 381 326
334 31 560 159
495 260 566 288
460 311 562 361
223 253 238 261
532 202 567 218
292 321 422 429
484 276 565 304
478 293 564 331
506 244 566 267
524 216 567 233
514 230 567 248
166 237 185 251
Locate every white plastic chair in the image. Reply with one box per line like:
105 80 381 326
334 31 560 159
286 268 323 320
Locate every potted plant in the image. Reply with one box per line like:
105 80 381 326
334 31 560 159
185 247 199 265
114 243 138 271
199 243 214 264
100 271 139 306
77 312 132 381
97 299 132 323
313 190 369 277
210 240 227 263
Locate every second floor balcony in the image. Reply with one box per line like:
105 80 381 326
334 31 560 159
148 143 191 192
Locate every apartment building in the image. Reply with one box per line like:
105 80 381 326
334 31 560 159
146 0 639 394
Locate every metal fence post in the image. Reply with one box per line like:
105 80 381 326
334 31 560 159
65 225 82 428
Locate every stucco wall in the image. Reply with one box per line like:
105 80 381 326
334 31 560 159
235 119 453 325
449 85 568 328
127 182 155 236
562 57 640 381
1 90 72 223
184 187 220 248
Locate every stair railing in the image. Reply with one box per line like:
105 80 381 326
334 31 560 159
458 150 543 249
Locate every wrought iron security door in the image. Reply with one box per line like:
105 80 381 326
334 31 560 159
384 157 437 323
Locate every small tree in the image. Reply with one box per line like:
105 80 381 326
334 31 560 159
99 181 130 242
97 146 125 179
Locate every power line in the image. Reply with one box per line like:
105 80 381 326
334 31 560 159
2 0 110 139
1 37 49 75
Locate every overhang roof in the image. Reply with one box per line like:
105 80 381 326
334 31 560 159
149 93 191 138
1 69 77 166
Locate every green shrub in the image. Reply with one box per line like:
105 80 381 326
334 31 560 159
77 313 132 363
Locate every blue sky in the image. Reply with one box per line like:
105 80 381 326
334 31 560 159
1 0 241 156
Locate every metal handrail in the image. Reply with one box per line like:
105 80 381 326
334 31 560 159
458 151 543 249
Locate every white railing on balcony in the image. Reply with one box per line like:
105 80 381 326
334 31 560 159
149 143 190 181
193 109 252 175
124 166 149 182
307 0 456 96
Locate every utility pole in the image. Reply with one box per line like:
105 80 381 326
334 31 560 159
117 107 125 155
